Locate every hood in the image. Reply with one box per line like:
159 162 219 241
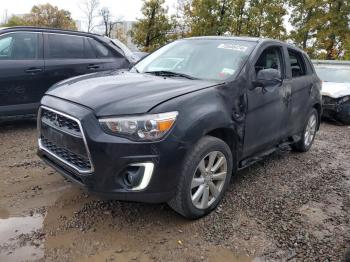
321 82 350 99
46 71 218 116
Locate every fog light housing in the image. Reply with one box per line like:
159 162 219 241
123 163 154 191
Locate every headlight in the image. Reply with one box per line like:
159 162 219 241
99 112 178 141
339 96 350 104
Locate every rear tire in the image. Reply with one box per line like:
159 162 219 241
168 136 233 219
292 108 318 152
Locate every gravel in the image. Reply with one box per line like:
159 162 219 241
0 119 349 261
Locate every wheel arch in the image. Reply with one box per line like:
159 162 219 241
205 127 239 172
206 127 237 154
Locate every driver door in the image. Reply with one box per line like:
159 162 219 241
242 45 290 158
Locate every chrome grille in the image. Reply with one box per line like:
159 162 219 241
41 108 81 135
38 106 94 174
41 138 91 171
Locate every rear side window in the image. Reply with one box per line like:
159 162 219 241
303 54 315 74
288 49 306 77
47 34 84 59
0 32 39 60
88 38 117 58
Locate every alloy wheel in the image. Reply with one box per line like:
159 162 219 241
304 113 317 147
190 151 228 209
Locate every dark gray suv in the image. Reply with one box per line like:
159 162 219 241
37 37 322 219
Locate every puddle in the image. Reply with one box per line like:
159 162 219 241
0 214 44 261
0 208 9 219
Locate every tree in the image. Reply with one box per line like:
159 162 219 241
231 0 246 36
80 0 99 32
183 0 287 38
316 0 350 60
288 0 323 56
1 15 28 27
169 0 191 38
1 4 76 30
114 25 128 44
25 4 77 30
100 8 115 37
245 0 287 39
288 0 350 60
184 0 232 36
131 0 173 52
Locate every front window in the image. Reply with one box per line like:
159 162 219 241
134 39 257 81
0 32 39 60
315 66 350 83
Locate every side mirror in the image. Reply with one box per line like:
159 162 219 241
252 68 282 88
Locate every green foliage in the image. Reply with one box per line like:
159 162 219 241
289 0 350 60
316 0 350 60
1 15 28 27
184 0 230 36
183 0 287 39
131 0 173 52
1 4 77 30
245 0 286 39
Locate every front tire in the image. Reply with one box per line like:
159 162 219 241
292 108 318 152
168 136 233 219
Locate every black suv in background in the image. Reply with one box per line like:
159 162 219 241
37 37 322 219
0 27 138 117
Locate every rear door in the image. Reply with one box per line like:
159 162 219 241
286 48 313 135
243 44 290 158
43 33 105 89
0 31 44 115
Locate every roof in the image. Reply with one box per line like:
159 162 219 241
0 26 102 37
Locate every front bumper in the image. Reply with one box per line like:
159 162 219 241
37 96 188 203
322 96 350 123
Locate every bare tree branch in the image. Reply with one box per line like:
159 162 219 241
80 0 99 33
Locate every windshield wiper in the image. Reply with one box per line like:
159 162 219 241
144 70 198 80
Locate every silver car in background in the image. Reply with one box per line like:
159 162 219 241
313 60 350 125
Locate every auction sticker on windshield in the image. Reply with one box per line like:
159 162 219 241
217 43 248 52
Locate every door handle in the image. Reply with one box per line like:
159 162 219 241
87 64 100 70
25 68 43 74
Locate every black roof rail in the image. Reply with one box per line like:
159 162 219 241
1 26 102 37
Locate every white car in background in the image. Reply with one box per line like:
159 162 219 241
313 60 350 125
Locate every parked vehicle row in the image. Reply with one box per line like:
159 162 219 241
0 27 145 117
37 36 322 218
313 60 350 125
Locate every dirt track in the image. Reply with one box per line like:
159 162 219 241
0 119 349 262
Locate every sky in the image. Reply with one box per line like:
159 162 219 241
0 0 178 27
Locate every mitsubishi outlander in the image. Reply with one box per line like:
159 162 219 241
37 37 322 219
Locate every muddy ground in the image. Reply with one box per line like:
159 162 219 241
0 119 349 262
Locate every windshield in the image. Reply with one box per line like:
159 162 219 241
134 39 256 81
315 66 350 83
